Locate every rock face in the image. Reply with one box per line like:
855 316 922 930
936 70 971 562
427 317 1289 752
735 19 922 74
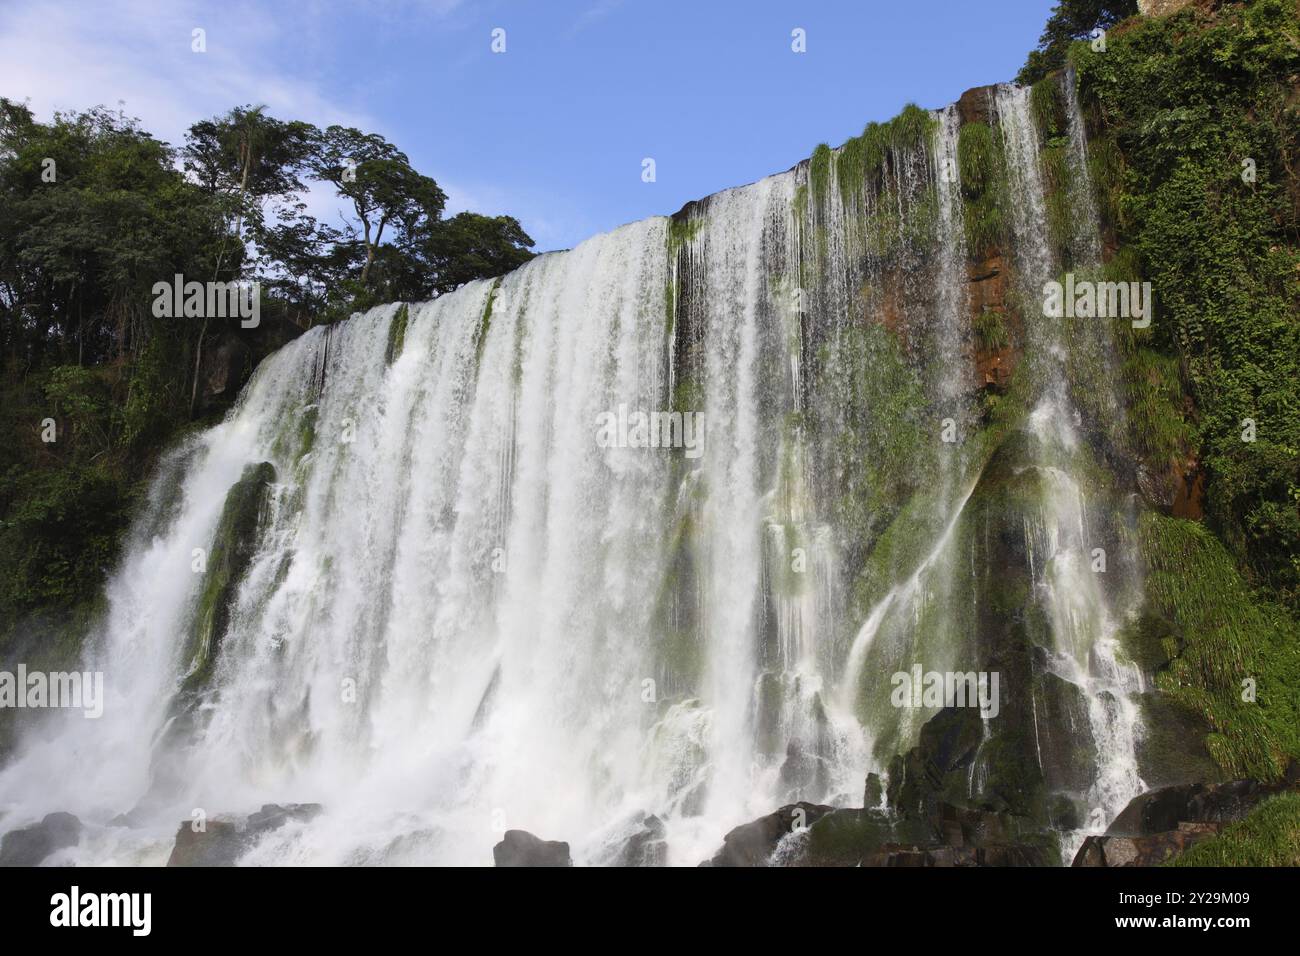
704 803 835 867
197 332 251 413
1138 0 1194 17
617 815 668 867
1074 823 1222 867
707 795 1057 867
1108 780 1273 835
197 316 304 414
492 830 572 867
1073 775 1300 866
0 812 82 866
166 803 322 866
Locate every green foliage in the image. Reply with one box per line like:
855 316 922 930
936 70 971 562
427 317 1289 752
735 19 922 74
1017 0 1139 85
1041 142 1075 260
1140 513 1300 781
0 463 129 621
181 461 275 695
810 143 833 207
973 307 1010 351
1077 0 1300 606
1030 77 1067 141
1168 792 1300 866
0 96 537 655
385 303 409 366
666 215 703 255
417 212 535 297
956 122 1007 257
811 321 931 577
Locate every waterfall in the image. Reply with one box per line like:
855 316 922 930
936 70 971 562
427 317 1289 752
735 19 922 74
995 83 1145 852
0 85 1148 866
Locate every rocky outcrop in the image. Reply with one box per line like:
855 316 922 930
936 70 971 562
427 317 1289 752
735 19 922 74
0 811 82 866
703 802 835 867
1138 0 1195 17
492 830 572 867
1109 779 1278 835
167 803 322 866
704 788 1056 867
1073 774 1300 866
197 316 304 414
616 815 669 867
1074 823 1222 867
197 332 251 413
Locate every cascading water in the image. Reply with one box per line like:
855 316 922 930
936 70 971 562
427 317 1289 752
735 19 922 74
995 82 1145 853
0 79 1148 866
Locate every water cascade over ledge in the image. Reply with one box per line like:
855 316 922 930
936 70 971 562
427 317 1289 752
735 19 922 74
0 75 1149 866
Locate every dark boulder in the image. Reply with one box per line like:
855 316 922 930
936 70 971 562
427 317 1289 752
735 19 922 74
167 803 322 866
197 331 252 412
703 802 835 867
1072 773 1300 866
1074 823 1222 867
492 830 572 867
0 812 82 866
616 815 668 867
1108 779 1273 837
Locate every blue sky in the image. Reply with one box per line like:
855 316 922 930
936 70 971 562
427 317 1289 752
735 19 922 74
0 0 1056 251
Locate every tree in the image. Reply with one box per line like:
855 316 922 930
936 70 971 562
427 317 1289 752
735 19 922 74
418 212 536 297
1017 1 1139 85
309 126 447 287
182 106 316 412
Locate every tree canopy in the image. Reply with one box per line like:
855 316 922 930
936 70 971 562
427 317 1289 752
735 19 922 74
1018 1 1139 84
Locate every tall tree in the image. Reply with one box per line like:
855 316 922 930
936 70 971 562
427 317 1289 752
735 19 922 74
182 106 316 413
310 126 447 287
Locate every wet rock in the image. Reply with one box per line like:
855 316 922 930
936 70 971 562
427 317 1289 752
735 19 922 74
1072 774 1300 866
703 802 835 867
197 332 251 412
1074 823 1222 867
167 803 322 866
492 830 572 867
856 843 1049 867
168 820 245 867
1108 780 1272 836
246 802 323 833
955 84 999 127
0 812 82 866
617 815 668 867
778 740 831 802
863 773 884 808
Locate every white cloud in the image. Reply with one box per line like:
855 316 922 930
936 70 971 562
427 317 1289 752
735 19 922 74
0 0 577 251
0 0 373 147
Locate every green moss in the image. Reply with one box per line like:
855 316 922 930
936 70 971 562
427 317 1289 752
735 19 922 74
474 279 500 369
1087 133 1126 230
1041 144 1074 260
181 461 275 695
956 122 1007 257
1029 77 1066 142
973 307 1009 352
384 303 409 366
1140 512 1300 781
1076 0 1300 607
810 103 938 214
667 215 703 256
810 321 931 592
1168 793 1300 866
809 143 833 207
